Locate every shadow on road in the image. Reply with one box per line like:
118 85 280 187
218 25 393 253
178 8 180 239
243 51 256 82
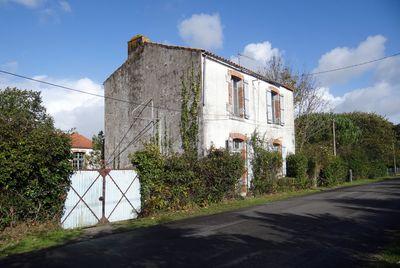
1 182 400 267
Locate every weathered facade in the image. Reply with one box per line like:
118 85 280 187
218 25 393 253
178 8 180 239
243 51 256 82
104 35 295 191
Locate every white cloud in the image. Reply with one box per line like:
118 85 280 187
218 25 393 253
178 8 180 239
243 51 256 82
314 35 386 86
0 70 104 137
231 41 281 72
2 0 44 8
178 13 223 50
1 61 18 72
333 82 400 123
319 54 400 123
59 0 70 12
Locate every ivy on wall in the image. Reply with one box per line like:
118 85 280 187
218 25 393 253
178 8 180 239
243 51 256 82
180 66 201 156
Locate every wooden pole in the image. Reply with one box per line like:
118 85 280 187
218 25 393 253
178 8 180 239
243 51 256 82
333 119 337 156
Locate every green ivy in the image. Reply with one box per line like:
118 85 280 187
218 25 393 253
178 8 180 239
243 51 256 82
180 66 201 156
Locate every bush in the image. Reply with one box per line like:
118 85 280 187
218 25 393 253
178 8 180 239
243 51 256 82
0 88 73 230
251 149 282 195
130 145 245 216
286 153 308 180
197 148 245 203
318 156 347 186
367 161 387 178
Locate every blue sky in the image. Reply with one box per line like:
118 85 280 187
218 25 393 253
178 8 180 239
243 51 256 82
0 0 399 136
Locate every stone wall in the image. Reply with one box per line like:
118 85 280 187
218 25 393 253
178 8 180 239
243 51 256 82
104 43 202 168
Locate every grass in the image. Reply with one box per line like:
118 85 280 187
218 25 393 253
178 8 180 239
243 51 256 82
0 222 82 258
0 176 397 258
373 233 400 267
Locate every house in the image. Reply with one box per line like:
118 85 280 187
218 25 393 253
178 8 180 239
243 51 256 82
104 35 295 191
70 132 93 170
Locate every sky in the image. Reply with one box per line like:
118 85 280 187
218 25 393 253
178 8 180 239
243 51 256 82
0 0 399 137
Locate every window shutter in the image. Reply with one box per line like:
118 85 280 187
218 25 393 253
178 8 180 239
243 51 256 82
238 81 244 118
280 94 285 126
226 137 233 151
244 81 250 119
266 90 272 123
226 74 232 113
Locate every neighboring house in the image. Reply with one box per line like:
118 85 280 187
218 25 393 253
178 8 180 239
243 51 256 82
104 35 295 192
71 132 93 170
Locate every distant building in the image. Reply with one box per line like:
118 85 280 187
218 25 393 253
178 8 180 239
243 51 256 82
70 132 93 170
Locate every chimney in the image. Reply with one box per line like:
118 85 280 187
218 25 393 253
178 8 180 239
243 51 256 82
128 34 150 55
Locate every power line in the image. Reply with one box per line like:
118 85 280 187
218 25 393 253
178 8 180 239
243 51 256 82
305 52 400 76
0 69 183 113
237 52 400 76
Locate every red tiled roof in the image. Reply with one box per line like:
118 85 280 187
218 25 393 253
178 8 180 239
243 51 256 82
71 133 92 149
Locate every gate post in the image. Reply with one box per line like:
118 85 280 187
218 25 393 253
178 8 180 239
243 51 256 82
99 168 110 224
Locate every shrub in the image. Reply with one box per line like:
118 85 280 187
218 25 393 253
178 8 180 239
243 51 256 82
197 148 245 203
286 153 308 180
0 88 72 230
318 156 347 186
130 145 245 215
251 149 282 195
367 161 387 178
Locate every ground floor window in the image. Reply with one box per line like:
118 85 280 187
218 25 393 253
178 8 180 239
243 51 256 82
73 152 85 170
232 138 244 153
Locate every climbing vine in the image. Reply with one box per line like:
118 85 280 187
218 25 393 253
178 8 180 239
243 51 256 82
180 66 201 156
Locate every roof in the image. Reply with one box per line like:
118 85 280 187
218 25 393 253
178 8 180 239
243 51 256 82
104 39 294 92
70 133 92 149
144 42 294 91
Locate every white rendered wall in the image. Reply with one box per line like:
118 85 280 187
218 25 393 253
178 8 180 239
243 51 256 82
201 56 296 173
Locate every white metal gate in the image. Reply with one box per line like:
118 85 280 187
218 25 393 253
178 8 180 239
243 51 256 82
61 169 140 229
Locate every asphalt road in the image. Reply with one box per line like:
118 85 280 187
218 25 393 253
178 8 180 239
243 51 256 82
2 179 400 268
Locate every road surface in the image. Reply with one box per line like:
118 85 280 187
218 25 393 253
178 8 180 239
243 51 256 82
2 179 400 267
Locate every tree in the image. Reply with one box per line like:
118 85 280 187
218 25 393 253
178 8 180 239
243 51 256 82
85 131 105 169
0 87 73 229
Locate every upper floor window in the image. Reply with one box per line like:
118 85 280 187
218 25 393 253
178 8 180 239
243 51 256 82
232 77 241 117
266 88 285 125
227 70 250 119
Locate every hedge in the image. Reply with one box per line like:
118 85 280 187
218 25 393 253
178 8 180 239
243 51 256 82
130 144 244 215
0 88 73 230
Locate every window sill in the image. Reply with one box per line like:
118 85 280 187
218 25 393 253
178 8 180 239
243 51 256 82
229 115 246 122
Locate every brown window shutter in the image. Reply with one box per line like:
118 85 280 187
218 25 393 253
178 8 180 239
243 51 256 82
238 81 244 117
228 81 232 105
275 98 281 121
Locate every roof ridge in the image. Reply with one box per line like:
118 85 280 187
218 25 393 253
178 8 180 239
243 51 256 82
145 41 293 91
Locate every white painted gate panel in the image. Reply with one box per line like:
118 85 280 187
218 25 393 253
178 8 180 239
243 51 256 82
61 169 140 229
105 170 141 222
61 171 102 229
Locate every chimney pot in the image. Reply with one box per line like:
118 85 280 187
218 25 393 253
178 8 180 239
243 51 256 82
128 34 150 55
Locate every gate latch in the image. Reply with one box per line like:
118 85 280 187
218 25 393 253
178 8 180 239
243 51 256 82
99 196 104 201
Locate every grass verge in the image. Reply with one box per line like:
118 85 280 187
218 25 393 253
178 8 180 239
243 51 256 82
0 222 82 258
1 176 397 258
373 233 400 267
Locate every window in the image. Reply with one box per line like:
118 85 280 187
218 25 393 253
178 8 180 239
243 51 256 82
272 91 280 124
232 77 241 117
233 138 244 152
273 143 281 153
266 89 284 125
73 152 85 170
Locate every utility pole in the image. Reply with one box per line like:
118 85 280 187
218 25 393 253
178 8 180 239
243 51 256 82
394 141 397 174
333 119 337 156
